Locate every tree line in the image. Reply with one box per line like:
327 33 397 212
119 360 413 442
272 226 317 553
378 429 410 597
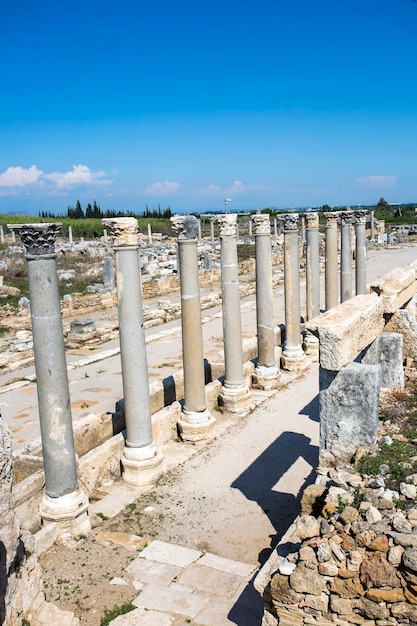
39 201 172 220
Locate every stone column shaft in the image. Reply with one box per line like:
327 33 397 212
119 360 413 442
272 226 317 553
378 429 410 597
103 217 162 485
8 223 90 537
252 214 279 389
68 225 73 244
340 210 353 302
281 214 307 372
354 210 367 295
324 212 339 310
217 214 251 413
148 223 152 245
171 216 215 440
304 212 320 358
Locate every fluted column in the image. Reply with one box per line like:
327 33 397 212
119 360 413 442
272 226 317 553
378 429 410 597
8 223 90 538
303 212 320 357
340 210 353 302
252 214 280 389
217 214 251 414
354 210 367 295
171 216 216 440
324 212 339 310
103 217 163 485
281 214 307 372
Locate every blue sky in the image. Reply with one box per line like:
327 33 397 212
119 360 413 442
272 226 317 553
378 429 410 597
1 0 416 215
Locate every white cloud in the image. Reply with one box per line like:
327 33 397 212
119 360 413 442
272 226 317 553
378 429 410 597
198 184 221 195
145 181 180 196
0 165 43 187
356 175 397 188
44 164 111 188
225 180 269 195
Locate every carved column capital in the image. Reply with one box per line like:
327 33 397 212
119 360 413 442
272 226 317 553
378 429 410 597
340 210 354 226
8 223 61 257
216 213 237 237
353 209 367 225
251 214 271 235
102 217 138 247
170 215 199 240
281 213 299 231
324 212 340 227
305 212 319 229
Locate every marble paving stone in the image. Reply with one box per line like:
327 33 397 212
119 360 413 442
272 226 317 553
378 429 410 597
177 563 245 597
139 540 202 567
133 583 209 618
198 552 256 578
109 607 174 625
192 596 240 625
126 557 181 585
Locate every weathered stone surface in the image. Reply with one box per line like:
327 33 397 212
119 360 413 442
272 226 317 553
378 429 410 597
340 506 359 524
270 573 301 605
391 601 417 619
388 545 404 566
362 332 404 389
319 363 380 466
403 547 417 573
300 483 327 515
306 294 384 370
329 594 353 615
330 576 364 598
360 552 400 588
289 562 327 595
357 596 389 619
365 587 405 602
296 515 321 540
318 561 338 576
368 535 389 552
303 592 329 612
385 308 417 360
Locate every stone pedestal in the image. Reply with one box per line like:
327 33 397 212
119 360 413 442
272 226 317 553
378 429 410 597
281 214 307 372
8 223 90 537
103 217 163 485
354 209 367 295
340 209 353 302
252 214 279 389
217 214 251 413
171 216 216 440
324 212 339 310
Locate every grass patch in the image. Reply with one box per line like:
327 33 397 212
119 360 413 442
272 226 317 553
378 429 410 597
100 602 136 625
356 440 417 480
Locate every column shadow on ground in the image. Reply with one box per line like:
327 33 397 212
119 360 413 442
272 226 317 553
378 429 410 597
228 394 320 625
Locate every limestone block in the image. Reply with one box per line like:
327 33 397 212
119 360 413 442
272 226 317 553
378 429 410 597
362 332 404 389
78 434 125 495
306 294 384 370
370 263 417 313
385 309 417 360
319 362 380 466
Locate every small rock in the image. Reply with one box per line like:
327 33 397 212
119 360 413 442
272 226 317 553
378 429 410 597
317 543 331 563
392 512 412 533
400 482 417 499
299 546 316 562
109 577 128 586
368 476 385 489
381 489 399 502
365 506 382 524
340 506 359 524
403 547 417 573
318 561 338 576
379 435 393 446
388 545 404 567
368 534 389 552
296 514 320 540
379 463 390 476
278 558 296 576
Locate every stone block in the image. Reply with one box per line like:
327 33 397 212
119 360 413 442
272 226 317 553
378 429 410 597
319 362 380 466
132 582 209 618
177 563 245 597
370 263 417 313
362 332 404 389
384 308 417 361
77 434 124 495
306 294 384 370
139 540 202 567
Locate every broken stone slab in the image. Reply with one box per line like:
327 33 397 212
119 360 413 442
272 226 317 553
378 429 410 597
69 318 96 337
385 308 417 361
362 332 404 389
306 293 384 370
370 262 417 313
319 362 380 467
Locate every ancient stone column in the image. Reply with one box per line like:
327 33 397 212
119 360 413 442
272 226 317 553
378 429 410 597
217 214 251 413
210 218 215 244
252 214 279 389
171 215 216 440
197 219 202 241
303 212 320 357
354 210 367 295
340 209 353 302
11 229 16 243
324 212 339 310
248 220 252 236
273 218 278 241
103 217 163 485
8 223 90 537
0 225 4 243
281 214 307 372
370 210 375 241
68 225 73 245
147 223 152 246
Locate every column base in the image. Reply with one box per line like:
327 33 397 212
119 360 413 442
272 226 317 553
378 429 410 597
40 488 91 542
302 331 319 359
219 383 252 415
178 409 216 442
252 364 280 390
281 348 308 373
122 443 164 486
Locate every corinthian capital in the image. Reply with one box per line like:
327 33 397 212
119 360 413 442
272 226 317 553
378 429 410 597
324 212 339 227
102 217 138 247
251 214 271 235
216 213 237 237
8 223 61 256
340 210 354 226
353 209 367 225
305 212 319 229
281 213 299 231
170 215 199 240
